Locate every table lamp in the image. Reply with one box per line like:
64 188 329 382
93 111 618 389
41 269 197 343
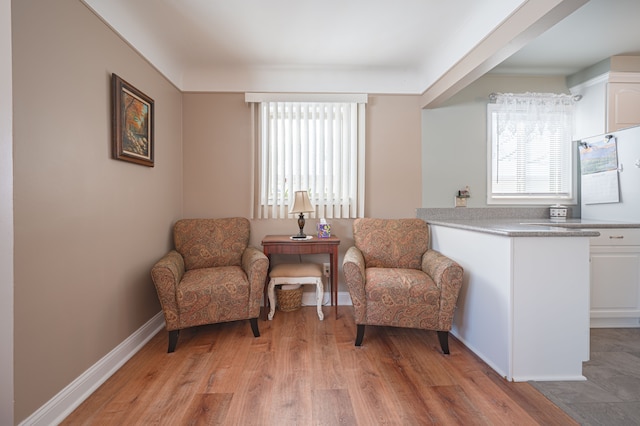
290 190 314 239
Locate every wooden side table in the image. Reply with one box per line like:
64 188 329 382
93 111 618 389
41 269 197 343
261 235 341 319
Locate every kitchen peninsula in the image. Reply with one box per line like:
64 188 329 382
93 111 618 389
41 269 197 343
417 208 604 382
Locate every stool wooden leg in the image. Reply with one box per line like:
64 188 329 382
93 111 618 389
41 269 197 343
268 280 276 320
316 278 324 320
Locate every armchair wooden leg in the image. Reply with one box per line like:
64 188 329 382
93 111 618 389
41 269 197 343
355 324 365 346
250 318 260 337
437 331 450 354
168 330 179 353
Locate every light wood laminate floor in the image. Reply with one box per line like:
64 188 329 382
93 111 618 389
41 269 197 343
63 307 577 425
531 328 640 425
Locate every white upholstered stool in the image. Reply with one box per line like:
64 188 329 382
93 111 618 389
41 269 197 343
268 263 324 320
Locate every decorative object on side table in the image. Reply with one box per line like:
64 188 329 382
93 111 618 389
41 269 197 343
317 218 331 238
111 73 154 167
289 190 314 239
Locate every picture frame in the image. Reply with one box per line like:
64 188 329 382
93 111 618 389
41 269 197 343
112 74 154 167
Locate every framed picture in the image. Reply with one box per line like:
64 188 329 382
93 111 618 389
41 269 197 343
112 74 154 167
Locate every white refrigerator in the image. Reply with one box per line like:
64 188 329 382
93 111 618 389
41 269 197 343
579 125 640 221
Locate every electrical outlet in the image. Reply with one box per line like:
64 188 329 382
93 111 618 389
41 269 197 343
455 196 467 207
322 263 330 277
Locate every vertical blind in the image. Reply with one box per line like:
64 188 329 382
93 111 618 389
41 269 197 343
247 94 366 219
489 92 575 200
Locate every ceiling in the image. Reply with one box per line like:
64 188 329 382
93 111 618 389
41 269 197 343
82 0 640 104
492 0 640 75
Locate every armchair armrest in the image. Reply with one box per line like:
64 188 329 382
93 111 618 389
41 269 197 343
422 249 464 330
343 246 367 323
242 246 269 316
150 250 185 331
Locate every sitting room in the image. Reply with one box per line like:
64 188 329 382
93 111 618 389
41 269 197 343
4 0 640 424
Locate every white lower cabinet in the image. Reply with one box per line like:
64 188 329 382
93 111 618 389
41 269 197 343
590 228 640 327
430 225 591 381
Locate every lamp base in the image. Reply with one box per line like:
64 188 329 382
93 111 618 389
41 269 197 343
292 213 308 239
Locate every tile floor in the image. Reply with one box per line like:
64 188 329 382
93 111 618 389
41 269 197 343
531 328 640 425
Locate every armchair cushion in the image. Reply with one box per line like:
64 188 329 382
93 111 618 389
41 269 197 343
353 218 428 269
173 218 250 270
178 266 251 326
364 267 440 329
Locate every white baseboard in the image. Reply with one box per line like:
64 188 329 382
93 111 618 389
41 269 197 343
300 290 352 307
590 317 640 328
20 312 165 426
263 290 353 308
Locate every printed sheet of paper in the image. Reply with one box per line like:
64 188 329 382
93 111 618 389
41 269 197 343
581 169 620 205
579 137 620 205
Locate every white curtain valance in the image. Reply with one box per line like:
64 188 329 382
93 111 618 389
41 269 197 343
491 92 576 134
488 92 575 199
490 92 578 107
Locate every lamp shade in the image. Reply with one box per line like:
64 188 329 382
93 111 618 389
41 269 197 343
289 190 314 214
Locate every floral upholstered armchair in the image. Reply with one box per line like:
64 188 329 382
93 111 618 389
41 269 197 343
342 218 463 354
151 218 268 352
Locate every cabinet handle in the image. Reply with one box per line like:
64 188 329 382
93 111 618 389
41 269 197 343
609 235 624 239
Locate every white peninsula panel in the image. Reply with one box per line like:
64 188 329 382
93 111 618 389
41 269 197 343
430 224 591 382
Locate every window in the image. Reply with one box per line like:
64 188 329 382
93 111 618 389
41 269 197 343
246 93 367 219
487 92 576 204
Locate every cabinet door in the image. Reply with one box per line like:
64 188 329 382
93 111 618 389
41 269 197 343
590 246 640 324
608 82 640 132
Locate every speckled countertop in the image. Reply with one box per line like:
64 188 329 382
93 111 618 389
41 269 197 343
415 208 640 237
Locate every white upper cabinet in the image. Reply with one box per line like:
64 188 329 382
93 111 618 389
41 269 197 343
570 56 640 139
607 75 640 132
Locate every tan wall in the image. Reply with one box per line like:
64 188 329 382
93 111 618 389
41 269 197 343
182 93 423 287
422 74 571 207
12 0 183 422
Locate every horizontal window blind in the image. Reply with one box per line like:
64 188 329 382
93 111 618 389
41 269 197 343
488 93 575 202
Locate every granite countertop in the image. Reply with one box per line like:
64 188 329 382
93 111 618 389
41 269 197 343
424 218 601 237
416 208 640 237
